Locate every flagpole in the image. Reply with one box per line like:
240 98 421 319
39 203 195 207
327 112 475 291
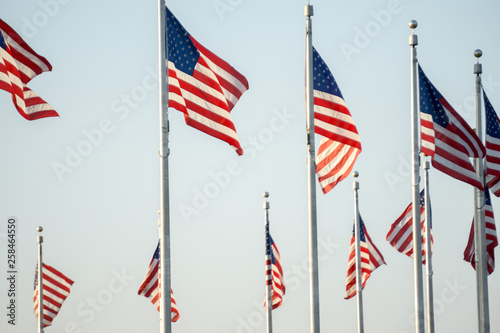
473 49 489 333
304 3 321 333
352 172 364 333
423 156 435 333
37 226 44 333
158 1 171 333
409 20 425 333
264 192 273 333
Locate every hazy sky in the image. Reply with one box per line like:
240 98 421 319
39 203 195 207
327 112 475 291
2 1 500 332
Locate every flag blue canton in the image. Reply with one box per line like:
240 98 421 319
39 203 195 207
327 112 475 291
166 7 199 76
312 47 343 98
352 217 367 242
153 243 160 260
269 235 276 265
265 222 271 254
484 91 500 139
0 32 5 50
418 65 449 128
34 266 39 289
419 189 432 228
265 223 276 264
485 185 493 206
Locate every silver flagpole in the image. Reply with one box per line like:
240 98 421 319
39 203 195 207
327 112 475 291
352 172 364 333
264 192 273 333
304 3 320 333
158 1 171 333
409 20 425 333
37 226 44 333
473 49 489 333
423 156 435 333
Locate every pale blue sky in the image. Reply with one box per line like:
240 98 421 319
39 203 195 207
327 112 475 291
1 1 500 332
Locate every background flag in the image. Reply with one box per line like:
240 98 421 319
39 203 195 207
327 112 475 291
345 216 385 299
166 7 248 155
464 187 498 275
386 190 433 263
138 242 180 322
0 19 58 120
33 263 74 328
483 90 500 196
264 232 285 309
418 65 484 189
313 47 361 193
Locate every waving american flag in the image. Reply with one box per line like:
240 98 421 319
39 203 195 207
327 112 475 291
464 187 498 275
484 90 500 196
419 65 484 189
345 217 385 299
0 19 58 120
264 220 285 309
138 242 179 322
166 7 248 155
33 263 73 327
313 47 361 193
386 189 433 263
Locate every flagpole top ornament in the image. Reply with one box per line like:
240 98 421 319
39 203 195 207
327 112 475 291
474 50 483 74
37 226 43 233
409 20 418 45
353 171 359 190
263 192 270 210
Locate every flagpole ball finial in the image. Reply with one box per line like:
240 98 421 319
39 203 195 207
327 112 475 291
353 171 359 178
263 191 269 198
409 20 418 29
37 226 43 233
474 49 483 58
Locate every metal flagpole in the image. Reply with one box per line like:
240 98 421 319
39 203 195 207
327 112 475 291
264 192 273 333
423 156 435 333
158 1 171 333
304 3 320 333
37 226 44 333
352 172 364 333
473 49 489 333
409 20 425 333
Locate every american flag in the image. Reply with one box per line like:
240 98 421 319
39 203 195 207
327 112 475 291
386 190 433 263
138 242 179 322
312 47 361 194
0 19 58 120
345 216 385 300
166 7 248 155
33 263 74 328
464 187 498 275
418 65 484 189
483 90 500 196
264 224 285 309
